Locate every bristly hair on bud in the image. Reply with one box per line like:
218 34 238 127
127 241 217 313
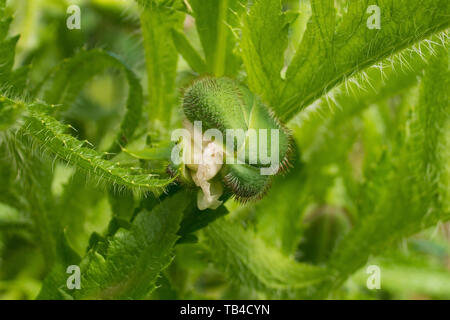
170 76 293 205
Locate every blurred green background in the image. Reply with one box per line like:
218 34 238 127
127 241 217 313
0 0 449 300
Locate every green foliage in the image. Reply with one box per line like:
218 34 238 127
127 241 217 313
0 0 27 99
138 0 185 125
23 101 174 194
183 77 291 156
280 0 450 120
203 218 331 299
240 0 288 107
0 202 31 231
171 28 207 74
76 191 187 299
0 95 25 130
38 49 144 155
0 0 449 300
38 191 187 299
325 45 450 289
188 0 243 77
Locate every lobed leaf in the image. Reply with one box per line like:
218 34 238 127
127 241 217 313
73 191 187 299
203 218 331 298
279 0 450 120
19 100 175 195
325 44 450 291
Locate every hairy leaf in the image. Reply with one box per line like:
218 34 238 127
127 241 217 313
279 0 450 120
189 0 243 77
203 218 331 298
326 44 450 290
0 2 28 98
139 1 184 125
40 49 143 155
19 100 175 194
0 95 25 130
240 0 288 107
73 191 187 299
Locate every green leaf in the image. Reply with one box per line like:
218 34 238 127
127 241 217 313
310 0 335 46
0 95 25 130
0 35 18 77
0 202 31 230
290 41 440 231
171 28 207 74
55 170 110 255
71 191 187 299
139 1 184 125
189 0 243 77
40 49 143 155
177 193 229 243
2 131 58 269
280 0 450 120
122 141 175 161
19 100 175 195
4 65 29 98
36 231 81 300
326 44 450 289
0 4 28 99
239 160 309 256
203 218 331 298
0 16 12 41
108 189 135 221
240 0 288 107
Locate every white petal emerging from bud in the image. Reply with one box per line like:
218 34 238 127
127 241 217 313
182 120 224 210
196 142 223 181
196 179 223 211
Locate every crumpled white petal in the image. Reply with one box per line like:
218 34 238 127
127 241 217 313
182 120 224 210
196 179 223 211
196 142 223 180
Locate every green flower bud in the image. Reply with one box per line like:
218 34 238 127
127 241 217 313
183 77 292 171
170 77 293 207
